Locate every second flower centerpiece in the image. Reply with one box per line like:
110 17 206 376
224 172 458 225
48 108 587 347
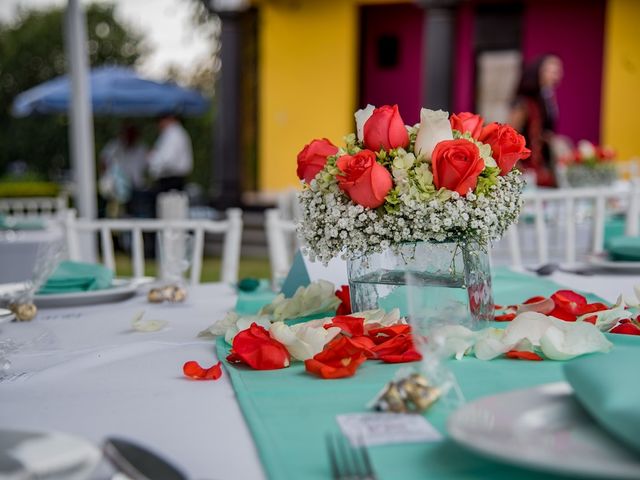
296 105 530 326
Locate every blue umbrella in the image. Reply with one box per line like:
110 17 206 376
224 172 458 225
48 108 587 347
12 66 209 117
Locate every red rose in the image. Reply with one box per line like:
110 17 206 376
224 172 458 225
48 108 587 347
431 139 485 195
336 150 393 208
363 104 409 151
479 123 531 175
296 138 339 183
226 323 290 370
450 112 484 139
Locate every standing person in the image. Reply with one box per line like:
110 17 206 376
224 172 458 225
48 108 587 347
509 54 564 187
148 114 193 193
99 124 148 217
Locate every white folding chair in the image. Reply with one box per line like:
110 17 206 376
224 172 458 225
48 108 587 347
0 195 68 219
265 208 298 285
64 208 243 284
505 181 639 267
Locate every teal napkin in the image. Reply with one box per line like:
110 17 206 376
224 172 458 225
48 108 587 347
605 236 640 261
38 261 113 294
564 348 640 454
0 216 46 231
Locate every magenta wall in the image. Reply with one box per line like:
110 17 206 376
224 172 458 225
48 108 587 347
359 4 425 125
522 0 605 143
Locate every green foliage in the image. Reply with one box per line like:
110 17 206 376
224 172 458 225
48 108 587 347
0 3 145 179
475 166 500 196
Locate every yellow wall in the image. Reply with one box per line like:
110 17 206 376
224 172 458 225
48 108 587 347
602 0 640 160
257 0 408 192
258 0 357 192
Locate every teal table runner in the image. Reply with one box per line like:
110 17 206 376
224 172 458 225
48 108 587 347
217 268 640 480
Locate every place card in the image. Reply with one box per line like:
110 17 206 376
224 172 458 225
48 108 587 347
336 412 443 447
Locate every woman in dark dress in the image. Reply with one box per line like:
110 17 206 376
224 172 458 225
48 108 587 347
509 54 564 187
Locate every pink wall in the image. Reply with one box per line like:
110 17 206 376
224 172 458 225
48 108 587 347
452 2 475 113
359 4 425 125
522 0 605 143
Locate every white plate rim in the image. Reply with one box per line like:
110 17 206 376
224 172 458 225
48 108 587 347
586 253 640 270
33 278 139 307
447 381 640 479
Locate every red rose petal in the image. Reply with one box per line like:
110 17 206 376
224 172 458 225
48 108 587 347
576 302 609 316
367 324 411 344
495 313 516 322
551 290 587 317
609 323 640 335
523 296 547 305
324 315 365 337
506 350 543 361
227 323 290 370
305 336 368 379
183 360 223 380
583 315 597 325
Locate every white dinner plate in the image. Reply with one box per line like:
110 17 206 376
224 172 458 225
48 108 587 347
586 253 640 272
448 382 640 479
0 428 101 479
34 279 139 308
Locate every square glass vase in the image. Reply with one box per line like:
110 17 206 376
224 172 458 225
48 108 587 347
346 241 493 328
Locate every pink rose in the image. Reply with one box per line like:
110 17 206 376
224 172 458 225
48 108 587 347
296 138 339 183
449 112 484 139
479 123 531 175
362 105 409 151
336 150 393 209
431 139 484 195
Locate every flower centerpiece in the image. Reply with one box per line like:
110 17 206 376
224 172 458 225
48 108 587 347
563 140 617 187
296 105 531 321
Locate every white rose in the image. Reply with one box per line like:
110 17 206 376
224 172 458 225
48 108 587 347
577 140 596 159
355 104 375 143
414 108 453 160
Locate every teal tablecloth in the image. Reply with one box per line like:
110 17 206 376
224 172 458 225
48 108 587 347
217 269 640 480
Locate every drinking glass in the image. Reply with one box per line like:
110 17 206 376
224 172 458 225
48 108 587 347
157 230 193 286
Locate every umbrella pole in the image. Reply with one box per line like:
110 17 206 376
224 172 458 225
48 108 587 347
65 0 97 260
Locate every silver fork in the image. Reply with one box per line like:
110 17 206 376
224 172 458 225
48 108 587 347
326 433 377 480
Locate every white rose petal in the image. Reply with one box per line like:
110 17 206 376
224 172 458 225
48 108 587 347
502 311 554 346
355 104 375 143
474 328 511 360
414 108 453 160
270 321 341 361
539 318 612 361
224 314 272 344
434 325 475 360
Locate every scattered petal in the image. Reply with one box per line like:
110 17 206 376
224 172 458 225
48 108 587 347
183 360 222 380
474 328 510 360
227 323 290 370
131 311 168 332
609 323 640 335
495 313 516 322
539 318 613 361
516 297 555 315
506 350 543 361
305 336 367 379
323 315 365 337
270 321 341 361
503 312 554 347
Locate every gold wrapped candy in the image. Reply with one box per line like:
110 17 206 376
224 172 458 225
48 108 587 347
147 285 187 303
370 373 440 414
10 303 37 322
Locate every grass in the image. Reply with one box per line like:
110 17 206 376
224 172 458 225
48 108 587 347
114 253 272 282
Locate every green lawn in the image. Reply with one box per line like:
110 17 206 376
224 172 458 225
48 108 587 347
114 253 271 282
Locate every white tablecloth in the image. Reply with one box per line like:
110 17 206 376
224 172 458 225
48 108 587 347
0 272 638 479
0 283 266 480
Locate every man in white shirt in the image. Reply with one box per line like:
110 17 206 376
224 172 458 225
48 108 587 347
148 115 194 192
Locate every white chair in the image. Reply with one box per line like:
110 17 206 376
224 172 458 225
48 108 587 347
265 208 298 285
0 195 68 219
505 181 640 267
64 208 243 284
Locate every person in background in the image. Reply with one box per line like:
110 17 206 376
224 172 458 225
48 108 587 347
509 54 564 187
99 124 147 217
148 114 193 193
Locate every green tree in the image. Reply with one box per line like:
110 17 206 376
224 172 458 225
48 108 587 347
0 3 145 179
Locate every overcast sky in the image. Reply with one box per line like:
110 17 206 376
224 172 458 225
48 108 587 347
0 0 215 79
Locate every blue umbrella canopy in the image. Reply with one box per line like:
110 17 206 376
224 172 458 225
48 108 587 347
12 66 209 117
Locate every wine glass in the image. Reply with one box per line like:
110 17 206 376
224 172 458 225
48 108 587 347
157 230 194 286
